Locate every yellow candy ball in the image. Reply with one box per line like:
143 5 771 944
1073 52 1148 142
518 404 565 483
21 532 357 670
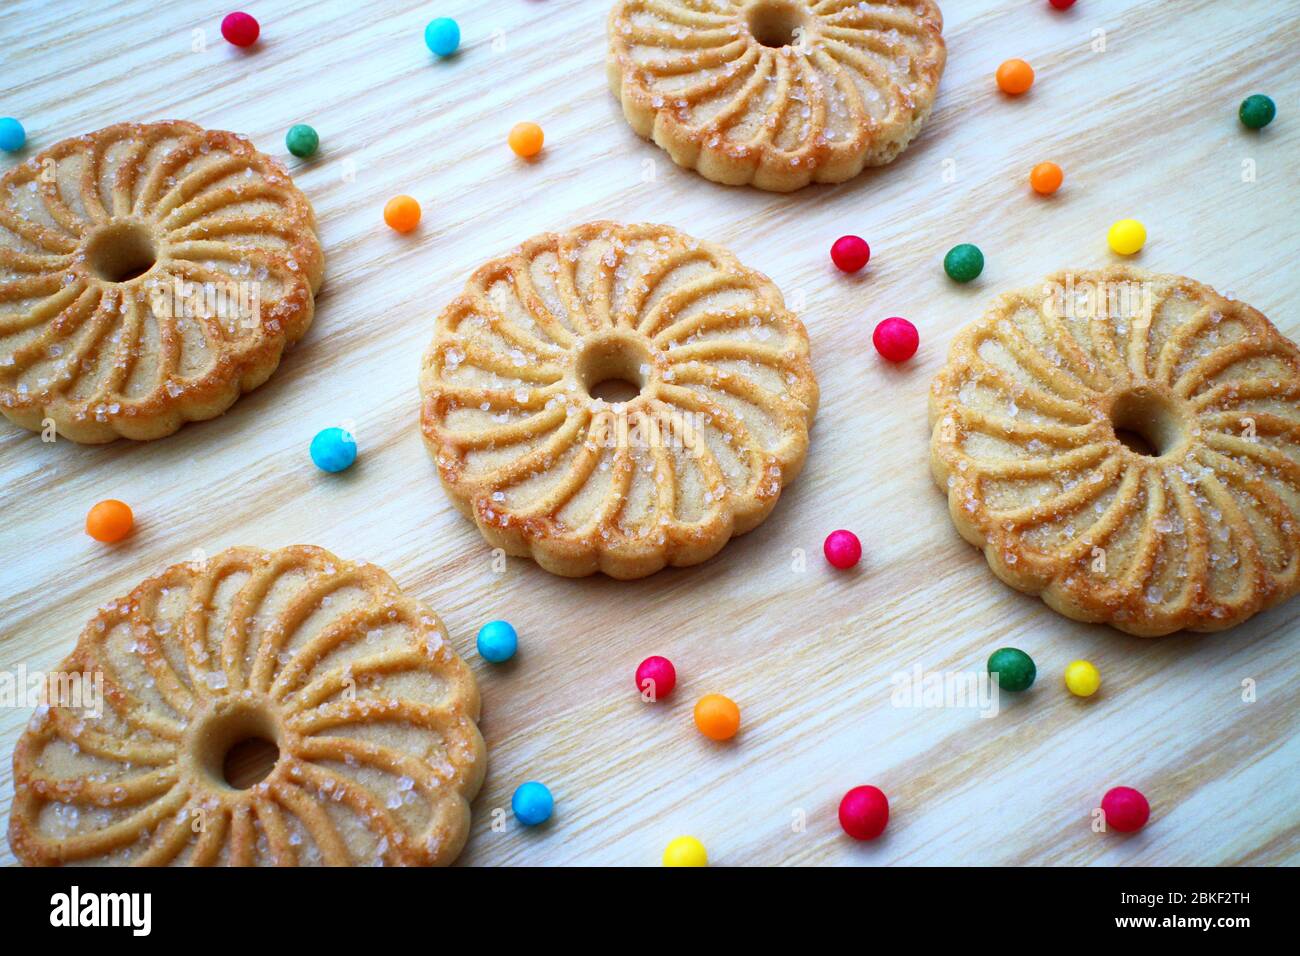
662 835 708 867
1064 660 1101 697
1107 218 1146 256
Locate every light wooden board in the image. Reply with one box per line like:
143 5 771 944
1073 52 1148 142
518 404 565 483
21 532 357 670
1 0 1297 866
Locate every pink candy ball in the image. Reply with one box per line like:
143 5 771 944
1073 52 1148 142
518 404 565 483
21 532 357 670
1101 786 1150 833
824 530 862 569
635 655 677 701
831 235 871 273
873 317 918 362
839 785 889 840
221 12 260 47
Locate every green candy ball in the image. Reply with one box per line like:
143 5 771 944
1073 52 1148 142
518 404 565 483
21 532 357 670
286 124 319 158
988 647 1036 692
1237 94 1279 130
944 243 984 283
1239 94 1276 130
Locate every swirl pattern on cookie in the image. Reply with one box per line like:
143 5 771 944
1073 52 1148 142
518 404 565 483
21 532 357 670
930 268 1300 635
9 546 485 866
607 0 946 191
419 221 818 579
0 121 322 443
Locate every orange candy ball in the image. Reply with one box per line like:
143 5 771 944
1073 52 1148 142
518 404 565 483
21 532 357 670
694 694 740 741
508 122 544 159
996 59 1034 95
85 499 134 543
1030 161 1063 195
383 195 421 233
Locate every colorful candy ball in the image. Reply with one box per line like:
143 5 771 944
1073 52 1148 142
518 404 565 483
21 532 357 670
221 12 260 47
823 529 862 570
1064 659 1101 697
425 18 461 57
0 117 26 153
996 59 1034 95
310 427 357 473
477 620 518 663
987 647 1036 692
635 655 677 701
694 694 740 741
285 124 319 158
1107 218 1146 256
1049 0 1076 9
839 785 889 841
384 195 421 233
831 235 871 273
508 122 545 158
1030 161 1063 195
1238 94 1276 130
1101 786 1150 833
943 243 984 283
511 782 554 826
86 499 134 543
872 317 918 362
663 835 708 867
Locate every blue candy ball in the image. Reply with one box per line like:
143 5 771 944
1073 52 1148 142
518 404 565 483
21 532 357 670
425 18 460 57
0 118 27 153
310 427 357 473
476 620 517 663
512 782 553 826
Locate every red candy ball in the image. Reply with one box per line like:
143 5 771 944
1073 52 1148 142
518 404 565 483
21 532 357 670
1049 0 1076 8
823 530 862 570
831 235 870 273
839 785 889 841
635 655 677 702
1101 786 1149 833
872 316 918 362
222 12 260 47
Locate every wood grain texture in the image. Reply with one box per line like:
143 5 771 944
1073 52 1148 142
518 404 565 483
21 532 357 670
1 0 1297 866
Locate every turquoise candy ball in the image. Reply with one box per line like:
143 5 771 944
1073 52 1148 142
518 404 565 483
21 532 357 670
512 782 554 826
1239 94 1276 130
425 18 461 57
987 647 1036 692
477 620 518 663
310 427 357 473
0 117 27 152
285 124 319 158
944 243 984 283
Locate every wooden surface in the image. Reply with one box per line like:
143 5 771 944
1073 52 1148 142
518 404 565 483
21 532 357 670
1 0 1297 866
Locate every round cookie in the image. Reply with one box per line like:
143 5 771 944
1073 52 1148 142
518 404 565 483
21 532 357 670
607 0 946 192
9 546 485 866
0 121 323 443
930 267 1300 636
419 221 818 579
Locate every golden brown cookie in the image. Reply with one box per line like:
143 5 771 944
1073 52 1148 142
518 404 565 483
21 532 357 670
607 0 946 191
930 268 1300 636
419 221 818 579
9 546 485 866
0 121 323 443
